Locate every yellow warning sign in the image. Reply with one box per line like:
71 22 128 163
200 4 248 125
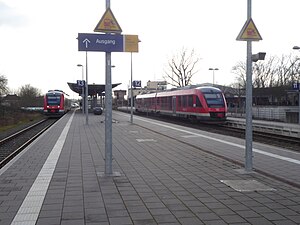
94 8 122 33
236 18 262 41
124 35 139 52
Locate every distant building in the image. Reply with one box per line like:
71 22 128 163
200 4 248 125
1 94 20 107
113 90 126 100
146 80 167 91
113 90 127 107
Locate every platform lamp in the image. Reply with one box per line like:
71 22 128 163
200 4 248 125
130 39 141 124
292 46 300 124
209 68 219 86
77 64 84 115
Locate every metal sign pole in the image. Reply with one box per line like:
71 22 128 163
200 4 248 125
81 66 84 115
130 52 133 123
299 88 300 124
85 51 89 125
105 0 113 175
105 52 113 175
245 0 253 171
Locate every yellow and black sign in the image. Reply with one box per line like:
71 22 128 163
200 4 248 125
124 35 139 52
94 8 122 33
236 18 262 41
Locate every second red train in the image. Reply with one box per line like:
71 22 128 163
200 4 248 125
135 86 227 122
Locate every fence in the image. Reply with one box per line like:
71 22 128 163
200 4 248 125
227 106 299 123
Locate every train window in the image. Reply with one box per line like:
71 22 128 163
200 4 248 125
196 96 202 107
168 97 172 110
177 96 181 107
164 97 168 110
182 96 187 107
47 95 61 105
204 93 225 107
188 95 193 107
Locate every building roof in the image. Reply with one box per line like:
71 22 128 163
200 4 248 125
68 82 121 96
3 94 20 101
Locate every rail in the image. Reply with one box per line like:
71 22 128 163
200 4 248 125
0 118 58 168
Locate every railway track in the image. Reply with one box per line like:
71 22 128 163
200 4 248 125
0 118 58 168
121 111 300 152
218 123 300 150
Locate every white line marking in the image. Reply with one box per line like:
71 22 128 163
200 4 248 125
117 112 300 165
11 112 75 225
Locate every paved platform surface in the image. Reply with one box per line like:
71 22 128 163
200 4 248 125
0 110 300 225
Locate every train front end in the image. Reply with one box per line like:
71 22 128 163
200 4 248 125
43 91 65 117
200 87 227 122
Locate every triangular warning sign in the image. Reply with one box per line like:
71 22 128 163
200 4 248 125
236 18 262 41
94 8 122 33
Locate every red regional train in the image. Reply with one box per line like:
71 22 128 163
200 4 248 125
43 90 71 117
135 86 227 122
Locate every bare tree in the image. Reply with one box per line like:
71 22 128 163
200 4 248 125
275 54 300 86
252 56 277 88
231 61 246 89
0 75 9 96
163 48 200 87
18 84 42 107
231 54 300 88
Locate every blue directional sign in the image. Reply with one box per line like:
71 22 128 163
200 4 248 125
78 33 123 52
132 80 141 88
292 83 300 90
77 80 85 87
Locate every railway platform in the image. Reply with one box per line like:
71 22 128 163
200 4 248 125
226 116 300 138
0 110 299 225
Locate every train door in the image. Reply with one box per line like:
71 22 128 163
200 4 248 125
172 96 176 115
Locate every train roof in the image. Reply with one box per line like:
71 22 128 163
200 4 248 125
46 90 66 96
136 86 222 99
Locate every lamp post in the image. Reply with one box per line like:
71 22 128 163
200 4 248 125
129 39 141 123
292 46 300 124
77 64 84 115
209 68 219 86
130 52 133 124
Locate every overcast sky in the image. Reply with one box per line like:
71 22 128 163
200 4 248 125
0 0 299 98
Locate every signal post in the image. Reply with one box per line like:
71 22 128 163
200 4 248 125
236 0 262 172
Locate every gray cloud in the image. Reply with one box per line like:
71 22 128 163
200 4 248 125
0 2 27 27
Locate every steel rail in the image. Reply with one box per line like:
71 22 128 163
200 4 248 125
0 119 56 168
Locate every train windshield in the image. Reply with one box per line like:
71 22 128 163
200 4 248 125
47 95 61 106
203 93 224 107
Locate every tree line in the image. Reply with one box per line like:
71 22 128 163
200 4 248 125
163 48 300 89
1 49 300 102
232 54 300 89
0 76 43 107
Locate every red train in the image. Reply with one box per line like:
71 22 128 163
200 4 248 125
43 90 71 117
135 86 227 122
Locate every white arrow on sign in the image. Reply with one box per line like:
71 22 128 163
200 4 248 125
294 83 299 89
83 38 91 48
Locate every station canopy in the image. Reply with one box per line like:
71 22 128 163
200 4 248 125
68 82 121 96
